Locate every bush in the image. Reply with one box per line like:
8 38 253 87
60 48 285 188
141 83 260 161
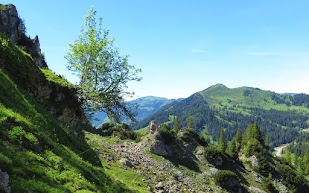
213 170 237 184
276 163 309 192
158 124 174 144
213 170 240 192
96 123 137 140
204 146 225 166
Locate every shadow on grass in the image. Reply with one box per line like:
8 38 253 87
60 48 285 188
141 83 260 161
163 155 201 172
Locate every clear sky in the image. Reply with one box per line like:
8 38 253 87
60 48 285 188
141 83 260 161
2 0 309 99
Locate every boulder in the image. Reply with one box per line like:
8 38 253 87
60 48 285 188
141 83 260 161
249 155 259 168
0 169 11 193
119 158 134 168
150 140 169 156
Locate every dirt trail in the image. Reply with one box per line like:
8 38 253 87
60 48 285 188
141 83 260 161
274 144 289 157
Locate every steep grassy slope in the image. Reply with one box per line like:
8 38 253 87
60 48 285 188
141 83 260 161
135 84 309 147
0 35 132 192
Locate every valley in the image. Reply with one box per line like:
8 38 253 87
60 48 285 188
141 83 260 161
1 2 309 193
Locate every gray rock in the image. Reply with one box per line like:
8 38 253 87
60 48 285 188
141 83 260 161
196 147 204 155
0 169 11 193
249 186 267 193
150 140 169 156
252 171 262 183
249 155 259 168
0 4 47 68
119 158 134 168
0 4 19 43
149 121 158 134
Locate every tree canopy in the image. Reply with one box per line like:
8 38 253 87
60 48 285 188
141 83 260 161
65 8 141 122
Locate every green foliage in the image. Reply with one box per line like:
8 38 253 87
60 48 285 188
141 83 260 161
262 173 276 192
187 116 195 129
158 124 175 144
276 163 309 192
173 116 180 133
96 122 137 140
227 138 238 159
218 128 227 153
286 142 309 176
213 170 239 191
235 128 242 151
204 145 225 166
0 35 133 192
65 7 141 123
242 124 271 174
41 68 74 89
135 84 309 147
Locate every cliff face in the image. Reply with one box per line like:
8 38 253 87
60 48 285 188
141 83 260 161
0 4 47 68
0 4 86 136
0 4 19 44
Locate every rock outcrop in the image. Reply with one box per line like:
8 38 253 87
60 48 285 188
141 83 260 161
0 4 47 68
149 120 158 134
0 4 19 44
0 4 84 136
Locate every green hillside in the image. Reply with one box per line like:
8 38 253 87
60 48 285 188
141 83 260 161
135 84 309 147
0 33 132 192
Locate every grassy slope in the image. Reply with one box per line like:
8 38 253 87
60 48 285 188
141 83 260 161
85 133 148 193
0 35 132 192
200 84 309 114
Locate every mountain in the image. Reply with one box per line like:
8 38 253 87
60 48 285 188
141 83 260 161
91 96 178 127
135 84 309 147
1 4 309 193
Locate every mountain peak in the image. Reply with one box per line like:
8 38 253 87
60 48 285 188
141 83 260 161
208 83 228 89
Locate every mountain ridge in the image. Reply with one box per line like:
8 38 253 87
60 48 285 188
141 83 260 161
135 84 309 147
91 96 179 127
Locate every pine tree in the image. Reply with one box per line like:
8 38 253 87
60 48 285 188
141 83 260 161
187 116 194 129
227 138 238 159
218 128 227 153
173 116 180 134
235 128 242 152
243 123 270 173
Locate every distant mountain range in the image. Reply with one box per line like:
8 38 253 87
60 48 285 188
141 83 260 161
90 96 179 127
135 84 309 147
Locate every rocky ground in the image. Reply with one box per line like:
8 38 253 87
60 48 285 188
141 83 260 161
86 130 290 193
87 132 223 193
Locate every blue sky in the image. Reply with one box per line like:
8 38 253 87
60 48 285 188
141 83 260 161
3 0 309 99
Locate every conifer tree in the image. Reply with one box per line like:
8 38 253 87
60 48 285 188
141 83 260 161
187 116 194 129
227 138 238 159
173 116 180 133
218 128 227 153
235 128 242 152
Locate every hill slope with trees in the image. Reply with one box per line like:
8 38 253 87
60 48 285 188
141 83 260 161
135 84 309 147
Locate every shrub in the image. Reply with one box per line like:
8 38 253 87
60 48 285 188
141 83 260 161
204 146 224 166
158 124 174 144
96 122 137 140
213 170 240 192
